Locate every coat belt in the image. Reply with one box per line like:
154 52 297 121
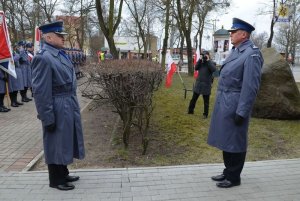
52 83 74 96
218 86 241 92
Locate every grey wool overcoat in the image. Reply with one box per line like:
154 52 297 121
207 40 263 153
32 43 85 165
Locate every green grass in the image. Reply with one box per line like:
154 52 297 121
149 73 300 164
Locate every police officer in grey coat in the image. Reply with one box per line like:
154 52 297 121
8 47 25 107
188 51 216 118
31 21 85 191
207 18 263 188
18 41 32 102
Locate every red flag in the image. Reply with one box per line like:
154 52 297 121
193 46 200 79
165 52 177 88
0 11 16 78
34 26 41 54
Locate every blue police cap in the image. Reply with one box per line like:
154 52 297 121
26 42 33 48
228 18 255 33
39 21 68 35
18 41 25 46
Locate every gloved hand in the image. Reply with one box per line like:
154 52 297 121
234 114 244 126
45 123 56 132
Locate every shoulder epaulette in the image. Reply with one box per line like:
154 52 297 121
37 49 46 55
251 45 259 49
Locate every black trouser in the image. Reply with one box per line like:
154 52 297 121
48 164 69 186
188 92 210 116
9 91 18 104
20 87 28 99
0 93 4 106
222 151 246 182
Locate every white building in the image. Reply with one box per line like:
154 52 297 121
213 27 230 66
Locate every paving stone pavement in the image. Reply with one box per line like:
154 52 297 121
0 159 300 201
0 84 90 172
1 79 300 200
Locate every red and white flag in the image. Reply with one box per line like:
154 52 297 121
34 26 41 54
165 52 177 88
27 52 34 62
0 11 16 78
193 46 200 79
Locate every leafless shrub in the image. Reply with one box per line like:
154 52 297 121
82 60 163 154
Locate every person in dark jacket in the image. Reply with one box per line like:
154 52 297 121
207 18 263 188
188 51 216 118
31 21 85 191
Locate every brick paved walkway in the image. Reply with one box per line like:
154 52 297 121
0 159 300 200
0 94 42 172
0 85 90 172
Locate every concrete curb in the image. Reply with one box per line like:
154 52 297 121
25 157 300 174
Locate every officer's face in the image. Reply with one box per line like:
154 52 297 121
44 32 65 49
230 30 248 47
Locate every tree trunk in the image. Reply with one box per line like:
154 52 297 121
161 0 171 69
267 0 276 48
95 0 123 59
185 33 194 76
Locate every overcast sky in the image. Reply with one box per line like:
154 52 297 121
213 0 273 34
200 0 274 49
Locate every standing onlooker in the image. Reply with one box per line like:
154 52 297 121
207 18 263 188
31 21 85 191
188 51 216 118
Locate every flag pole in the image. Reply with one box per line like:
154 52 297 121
177 69 186 89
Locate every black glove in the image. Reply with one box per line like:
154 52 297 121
45 123 56 132
234 114 244 126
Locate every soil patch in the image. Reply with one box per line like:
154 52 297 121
32 100 185 171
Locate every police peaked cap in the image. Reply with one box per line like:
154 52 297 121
18 41 26 46
228 18 255 33
39 21 68 35
26 42 33 48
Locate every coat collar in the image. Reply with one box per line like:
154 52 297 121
43 42 60 57
221 39 253 66
235 39 252 53
43 43 72 68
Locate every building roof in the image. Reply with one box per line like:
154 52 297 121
213 28 230 37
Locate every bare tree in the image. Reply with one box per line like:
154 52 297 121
176 0 196 76
274 1 300 63
34 0 60 22
251 31 268 49
124 0 148 58
160 0 172 69
95 0 124 58
2 0 36 42
195 0 230 51
60 0 95 49
288 1 300 64
267 0 276 48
